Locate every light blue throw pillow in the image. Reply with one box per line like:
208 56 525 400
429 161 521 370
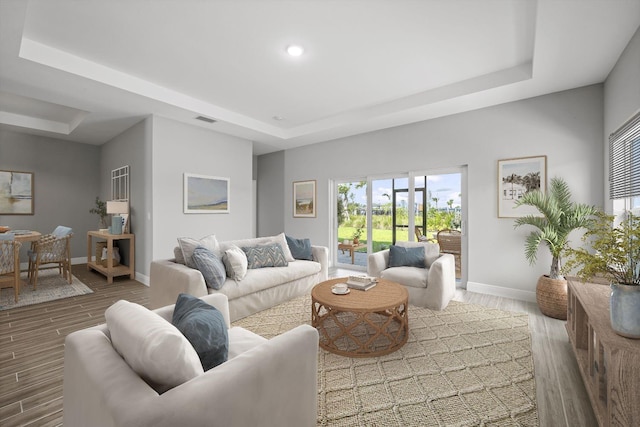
242 244 288 269
285 235 313 260
172 294 228 371
389 245 425 268
192 246 226 290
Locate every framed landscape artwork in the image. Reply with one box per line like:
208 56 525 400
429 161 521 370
0 170 34 215
293 180 316 218
498 155 546 218
184 173 230 214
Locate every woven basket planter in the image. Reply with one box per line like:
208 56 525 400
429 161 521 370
536 275 568 320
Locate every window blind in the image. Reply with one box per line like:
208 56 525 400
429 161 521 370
609 112 640 199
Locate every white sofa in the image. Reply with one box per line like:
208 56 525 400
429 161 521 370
150 235 328 321
63 294 319 427
367 242 456 310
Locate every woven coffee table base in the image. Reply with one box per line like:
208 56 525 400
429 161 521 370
312 301 408 357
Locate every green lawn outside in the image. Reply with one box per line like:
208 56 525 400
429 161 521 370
338 226 409 252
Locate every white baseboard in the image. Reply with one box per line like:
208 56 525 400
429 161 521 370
467 281 537 303
72 256 87 265
136 273 149 286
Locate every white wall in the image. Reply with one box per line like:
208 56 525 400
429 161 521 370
281 85 604 298
151 116 254 260
0 129 101 260
256 150 285 237
101 117 152 278
604 26 640 211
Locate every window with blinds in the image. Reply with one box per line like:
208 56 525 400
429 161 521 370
609 112 640 200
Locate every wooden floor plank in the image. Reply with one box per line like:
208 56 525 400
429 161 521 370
0 265 598 426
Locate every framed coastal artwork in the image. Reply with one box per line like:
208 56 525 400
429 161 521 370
498 156 546 218
0 170 34 215
184 173 230 214
293 180 316 218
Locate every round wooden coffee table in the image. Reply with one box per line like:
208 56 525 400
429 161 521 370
311 277 409 357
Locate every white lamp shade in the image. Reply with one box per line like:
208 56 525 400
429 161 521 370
106 201 129 215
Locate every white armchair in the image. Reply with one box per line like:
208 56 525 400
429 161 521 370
63 294 319 427
368 242 456 310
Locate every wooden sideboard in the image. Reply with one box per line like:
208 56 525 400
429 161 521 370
566 279 640 427
87 231 135 284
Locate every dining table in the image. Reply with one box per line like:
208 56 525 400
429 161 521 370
0 230 42 278
10 230 42 243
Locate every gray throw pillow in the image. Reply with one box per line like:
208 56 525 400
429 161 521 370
285 235 313 260
389 245 425 268
242 244 288 269
172 293 229 371
192 246 226 290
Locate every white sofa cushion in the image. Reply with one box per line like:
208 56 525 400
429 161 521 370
381 266 429 288
217 260 321 300
227 326 268 359
105 300 204 392
177 234 219 268
223 246 248 280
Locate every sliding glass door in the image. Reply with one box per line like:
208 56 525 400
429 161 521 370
333 168 466 284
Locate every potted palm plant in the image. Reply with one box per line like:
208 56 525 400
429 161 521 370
352 223 364 245
514 177 596 319
564 211 640 338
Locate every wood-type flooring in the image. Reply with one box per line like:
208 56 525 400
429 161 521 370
0 265 597 426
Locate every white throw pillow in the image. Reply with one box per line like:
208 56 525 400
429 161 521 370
396 241 440 267
223 245 248 280
105 300 204 392
177 234 219 268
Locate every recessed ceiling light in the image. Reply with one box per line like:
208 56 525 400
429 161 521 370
272 115 285 121
286 45 304 57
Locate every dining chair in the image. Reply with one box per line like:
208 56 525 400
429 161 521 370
0 235 22 302
415 226 428 242
28 226 73 289
436 229 461 273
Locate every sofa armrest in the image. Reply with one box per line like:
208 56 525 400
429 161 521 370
425 253 457 310
150 259 208 309
63 329 159 427
65 324 318 427
311 245 329 280
137 325 319 427
367 249 389 277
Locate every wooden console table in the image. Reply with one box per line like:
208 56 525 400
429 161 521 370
87 231 135 284
566 279 640 426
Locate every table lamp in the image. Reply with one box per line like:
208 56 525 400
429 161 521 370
106 201 128 234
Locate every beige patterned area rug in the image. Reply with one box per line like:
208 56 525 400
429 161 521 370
0 269 93 311
233 295 538 427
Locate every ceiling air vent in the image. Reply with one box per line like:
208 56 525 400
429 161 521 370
195 115 216 123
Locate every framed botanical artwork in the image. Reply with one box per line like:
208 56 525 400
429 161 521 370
184 173 230 214
0 170 34 215
293 180 316 218
498 155 547 218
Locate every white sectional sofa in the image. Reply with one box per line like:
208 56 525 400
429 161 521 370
367 241 456 310
63 294 319 427
150 234 328 321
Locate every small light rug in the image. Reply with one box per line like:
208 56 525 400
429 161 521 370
0 269 93 311
233 295 539 426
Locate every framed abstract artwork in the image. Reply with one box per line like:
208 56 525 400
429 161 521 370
0 170 34 215
184 173 230 214
293 180 316 218
498 155 547 218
